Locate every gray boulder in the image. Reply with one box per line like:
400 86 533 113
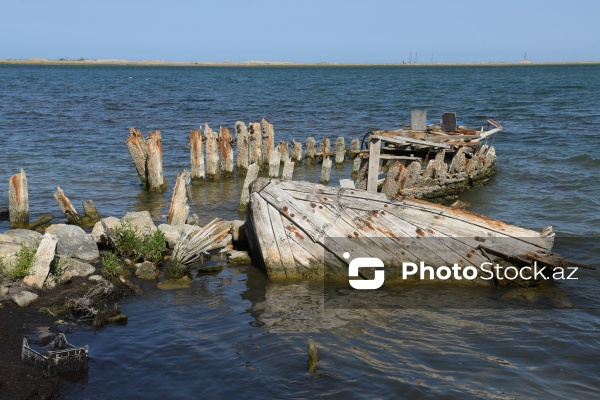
45 223 66 236
158 224 201 248
135 261 159 280
0 241 22 266
55 225 99 261
2 229 42 248
91 217 121 244
58 258 96 284
12 290 38 307
122 211 157 237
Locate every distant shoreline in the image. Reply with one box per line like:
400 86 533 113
1 58 599 67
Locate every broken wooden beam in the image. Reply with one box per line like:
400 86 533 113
54 187 80 224
220 126 234 178
334 136 346 164
290 140 302 163
249 122 262 167
239 163 260 211
278 141 290 163
305 137 316 165
369 134 451 149
268 149 281 178
147 130 167 191
320 157 332 184
166 170 191 226
125 128 149 187
281 161 294 180
204 123 220 181
8 169 29 229
261 118 275 167
235 121 249 175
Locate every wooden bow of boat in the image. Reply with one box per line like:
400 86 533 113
246 178 593 285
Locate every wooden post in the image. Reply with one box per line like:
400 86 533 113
220 126 234 178
319 137 331 159
82 200 100 222
352 155 362 178
305 137 316 165
308 338 318 372
54 187 80 224
190 128 205 182
167 170 191 225
320 157 332 184
281 161 294 180
204 123 220 181
411 109 427 131
354 155 370 190
367 137 381 192
8 169 28 229
147 130 167 191
334 136 346 164
268 149 281 178
239 163 259 210
290 140 302 163
125 128 149 187
278 141 290 163
349 138 361 155
249 122 262 167
261 118 275 167
235 121 249 175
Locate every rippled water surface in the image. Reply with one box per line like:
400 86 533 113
1 64 599 398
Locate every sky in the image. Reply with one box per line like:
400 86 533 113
1 0 599 63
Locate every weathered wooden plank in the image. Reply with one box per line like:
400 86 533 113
425 134 481 142
370 134 451 150
8 169 29 228
261 118 275 167
166 169 190 225
250 192 286 278
249 122 262 166
204 123 220 180
239 163 260 210
125 128 149 187
290 140 302 163
366 137 381 192
267 203 296 279
147 130 167 191
189 128 205 181
411 109 427 131
318 138 331 158
235 121 249 175
349 138 361 155
54 187 80 224
281 161 294 181
334 137 345 164
278 141 290 163
219 126 234 178
268 149 281 178
305 137 316 165
320 157 332 184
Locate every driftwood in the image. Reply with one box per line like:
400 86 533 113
261 118 275 167
249 122 262 166
189 128 205 181
204 123 220 180
235 122 249 175
245 179 590 283
166 170 191 226
8 169 29 228
220 127 234 178
171 218 231 266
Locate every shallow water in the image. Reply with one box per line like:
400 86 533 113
1 64 599 398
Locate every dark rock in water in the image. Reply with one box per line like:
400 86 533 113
196 264 225 273
227 250 251 265
55 225 99 261
135 261 159 280
157 276 192 290
93 304 128 327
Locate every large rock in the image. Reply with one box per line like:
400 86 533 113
45 223 66 236
55 225 99 261
12 290 38 307
0 241 22 266
227 250 251 265
158 224 201 248
91 217 121 244
1 229 42 248
58 258 96 284
122 211 157 237
23 233 58 289
135 261 159 280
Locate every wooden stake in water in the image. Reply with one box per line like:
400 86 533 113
349 138 361 155
305 137 316 165
147 130 167 191
320 156 332 184
249 122 262 167
235 121 249 175
220 126 234 178
8 169 28 229
54 187 80 224
126 128 149 187
268 149 281 178
319 137 331 158
238 163 259 210
308 338 318 372
290 140 302 163
261 118 275 167
204 123 220 181
167 169 191 225
334 136 346 164
281 161 294 180
278 141 290 163
189 128 205 182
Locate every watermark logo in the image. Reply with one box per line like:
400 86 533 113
345 252 385 290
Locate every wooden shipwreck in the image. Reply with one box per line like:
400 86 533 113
246 179 593 285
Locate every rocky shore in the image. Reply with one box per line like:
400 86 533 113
0 211 249 399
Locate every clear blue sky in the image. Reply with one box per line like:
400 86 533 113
1 0 598 63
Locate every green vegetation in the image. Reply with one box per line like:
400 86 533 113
113 222 166 263
101 252 123 279
0 243 39 281
50 256 70 277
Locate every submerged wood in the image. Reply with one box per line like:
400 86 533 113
147 131 167 191
261 118 275 167
8 169 29 229
245 179 589 283
308 339 318 372
125 128 149 187
189 128 205 181
204 123 220 180
166 170 191 226
171 218 231 266
239 163 260 211
220 126 234 178
235 121 249 175
305 137 316 165
249 122 262 166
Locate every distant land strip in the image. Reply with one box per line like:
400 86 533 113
1 58 599 67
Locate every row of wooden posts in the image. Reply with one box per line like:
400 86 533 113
126 118 363 192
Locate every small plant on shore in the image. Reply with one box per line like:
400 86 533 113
112 222 166 263
50 256 71 277
8 243 38 281
101 252 123 279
